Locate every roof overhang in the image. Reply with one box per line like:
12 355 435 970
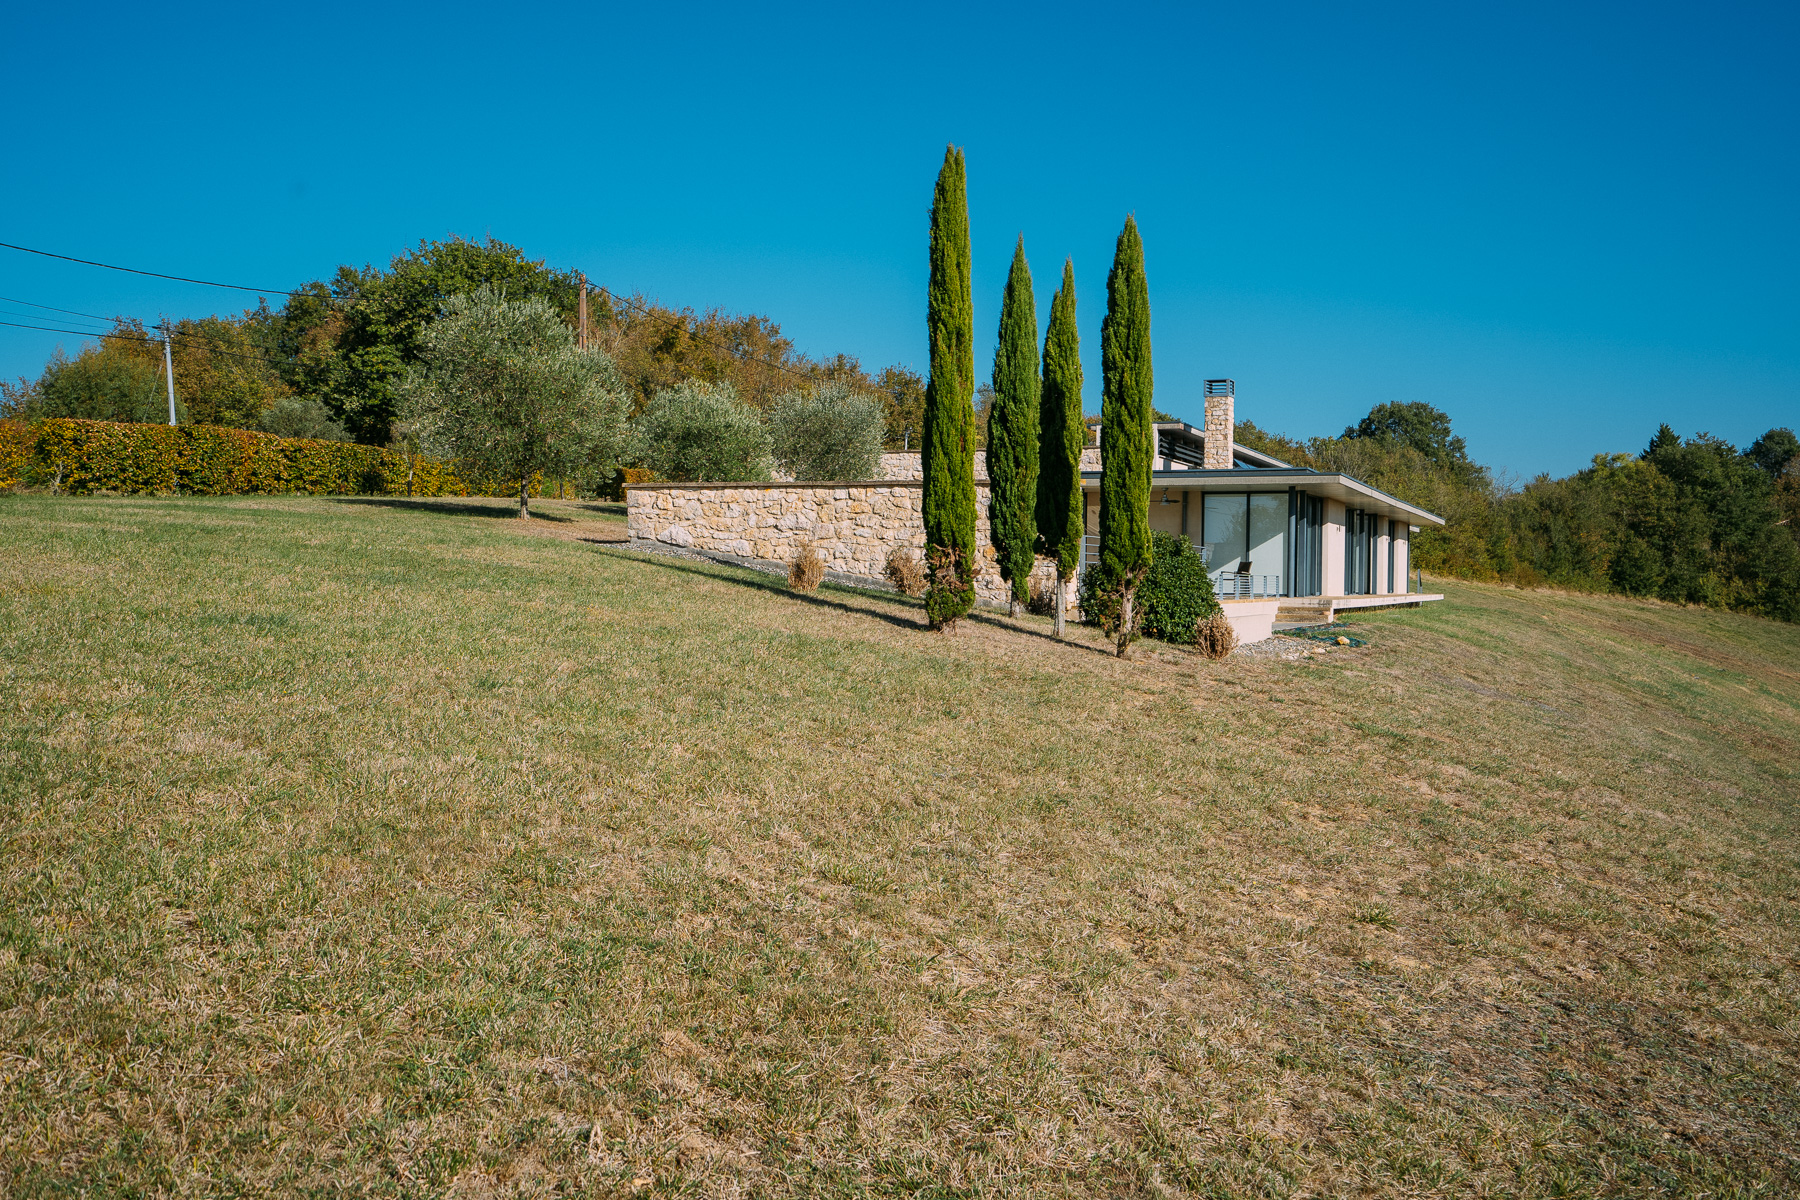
1079 468 1446 527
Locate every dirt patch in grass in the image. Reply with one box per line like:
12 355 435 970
1 493 1797 1197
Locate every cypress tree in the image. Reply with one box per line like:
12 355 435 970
1098 215 1153 657
1035 258 1084 639
987 237 1039 617
922 146 977 629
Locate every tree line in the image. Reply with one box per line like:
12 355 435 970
1238 404 1800 622
1 236 932 454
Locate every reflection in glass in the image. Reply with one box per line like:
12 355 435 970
1202 494 1247 571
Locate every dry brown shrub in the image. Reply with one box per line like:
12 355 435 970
789 544 825 592
1026 577 1057 616
883 548 926 597
1194 612 1238 660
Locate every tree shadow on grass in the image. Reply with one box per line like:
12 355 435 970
604 545 1116 655
332 497 577 523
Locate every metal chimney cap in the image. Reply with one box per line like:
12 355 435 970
1204 379 1234 397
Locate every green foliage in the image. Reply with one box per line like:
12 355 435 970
1137 533 1222 643
1343 401 1482 485
14 417 466 497
873 365 926 450
1233 419 1307 466
1748 427 1800 476
1035 259 1086 581
289 237 585 444
1096 216 1154 651
987 238 1040 605
1273 399 1800 623
256 397 348 441
631 379 772 483
29 342 174 424
922 145 977 627
397 287 632 514
767 381 885 481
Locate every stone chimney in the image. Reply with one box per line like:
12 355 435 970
1202 379 1235 469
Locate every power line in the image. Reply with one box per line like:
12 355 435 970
0 319 295 367
0 240 836 385
0 240 303 296
0 294 124 323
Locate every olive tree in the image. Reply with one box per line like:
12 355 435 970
767 381 885 480
397 286 631 518
631 379 773 482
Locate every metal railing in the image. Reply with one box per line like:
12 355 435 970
1211 572 1281 599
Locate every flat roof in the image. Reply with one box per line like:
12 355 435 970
1079 467 1446 527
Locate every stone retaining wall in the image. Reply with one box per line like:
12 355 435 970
626 479 1065 608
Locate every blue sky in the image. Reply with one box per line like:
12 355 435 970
2 1 1794 478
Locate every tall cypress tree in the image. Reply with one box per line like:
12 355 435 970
987 237 1039 617
922 146 977 629
1035 258 1084 640
1099 215 1153 657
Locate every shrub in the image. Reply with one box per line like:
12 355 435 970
924 545 974 628
257 397 349 441
884 548 926 597
1138 532 1222 643
1077 564 1129 640
30 345 175 424
768 382 885 481
632 380 772 482
5 418 484 498
789 544 826 592
0 421 33 491
1194 613 1239 660
1026 577 1057 616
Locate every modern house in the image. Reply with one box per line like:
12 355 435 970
1079 380 1446 633
623 379 1444 644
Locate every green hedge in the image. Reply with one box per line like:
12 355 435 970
0 418 541 499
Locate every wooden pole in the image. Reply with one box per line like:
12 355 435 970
578 273 589 350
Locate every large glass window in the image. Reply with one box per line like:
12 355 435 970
1248 495 1285 582
1201 493 1288 596
1201 494 1246 570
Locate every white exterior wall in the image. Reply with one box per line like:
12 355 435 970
1322 499 1347 596
1395 529 1412 593
1374 527 1391 594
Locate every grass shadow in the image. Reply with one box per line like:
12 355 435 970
603 544 1118 655
332 497 577 523
603 546 926 631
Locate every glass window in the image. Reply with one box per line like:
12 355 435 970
1202 494 1246 572
1248 494 1286 589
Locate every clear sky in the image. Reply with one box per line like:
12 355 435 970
2 1 1794 478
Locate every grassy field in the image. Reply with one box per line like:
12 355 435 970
2 493 1797 1198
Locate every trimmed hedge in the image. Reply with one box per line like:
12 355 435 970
0 418 539 499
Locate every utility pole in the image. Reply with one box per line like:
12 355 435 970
162 322 177 425
578 273 589 350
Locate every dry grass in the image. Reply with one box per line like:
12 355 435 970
789 545 826 593
1193 612 1238 660
2 493 1798 1198
884 548 926 599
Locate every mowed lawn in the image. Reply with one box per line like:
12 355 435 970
3 494 1798 1199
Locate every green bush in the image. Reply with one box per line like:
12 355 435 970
1137 532 1222 644
767 382 885 480
257 397 349 441
631 380 772 482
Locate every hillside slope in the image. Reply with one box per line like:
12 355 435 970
2 494 1797 1197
